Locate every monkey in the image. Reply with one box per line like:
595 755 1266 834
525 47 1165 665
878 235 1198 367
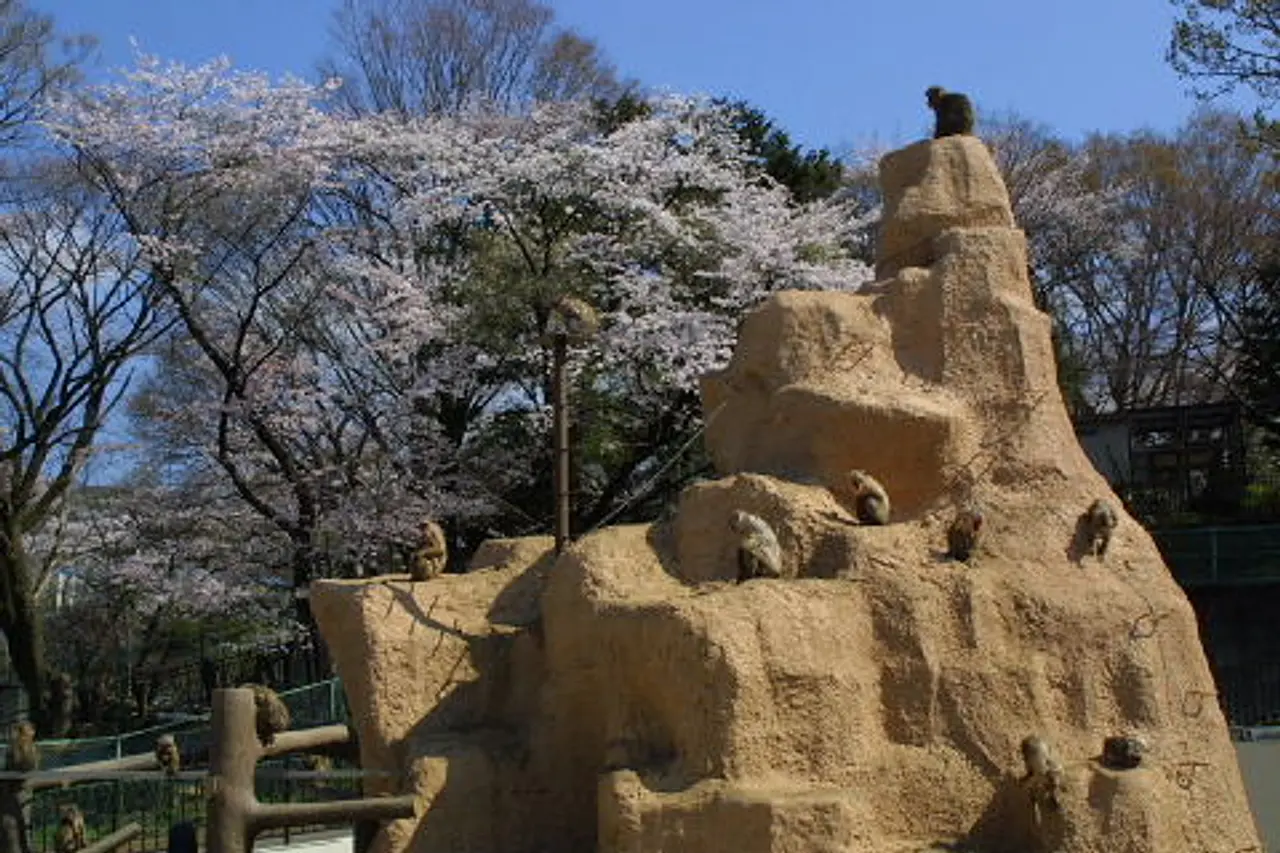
54 804 86 853
1020 734 1064 823
47 673 74 739
549 294 600 342
925 86 976 138
847 469 890 525
946 504 984 562
1101 734 1147 770
1082 498 1118 559
409 519 448 581
303 753 334 775
5 722 38 773
155 734 180 776
301 753 339 796
242 684 291 748
728 510 783 582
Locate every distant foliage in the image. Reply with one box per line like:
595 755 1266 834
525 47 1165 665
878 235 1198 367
717 99 846 203
1239 260 1280 447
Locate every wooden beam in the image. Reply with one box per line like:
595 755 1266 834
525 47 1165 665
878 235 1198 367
80 823 142 853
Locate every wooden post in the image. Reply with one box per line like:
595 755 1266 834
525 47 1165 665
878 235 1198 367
552 331 571 553
206 689 416 853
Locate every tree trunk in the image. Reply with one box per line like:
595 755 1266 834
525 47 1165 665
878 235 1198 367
290 532 321 682
291 532 315 629
0 536 47 735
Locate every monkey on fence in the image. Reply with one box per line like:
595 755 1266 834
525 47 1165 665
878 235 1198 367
47 673 74 740
946 504 984 562
409 519 448 581
54 804 86 853
925 86 976 138
155 734 181 776
242 684 291 748
1020 734 1064 824
5 722 37 773
1081 499 1118 559
728 510 783 582
846 470 890 525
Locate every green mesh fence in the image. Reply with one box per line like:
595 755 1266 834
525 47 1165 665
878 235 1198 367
25 680 352 852
20 680 348 771
1154 525 1280 586
31 759 362 853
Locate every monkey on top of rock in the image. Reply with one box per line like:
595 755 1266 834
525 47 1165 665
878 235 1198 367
925 86 976 138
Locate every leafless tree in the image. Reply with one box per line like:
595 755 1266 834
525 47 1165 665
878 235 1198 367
320 0 622 116
0 161 166 734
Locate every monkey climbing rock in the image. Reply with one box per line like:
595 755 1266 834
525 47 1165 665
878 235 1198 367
1020 734 1064 825
847 469 890 525
729 510 783 581
946 504 984 562
1082 498 1118 559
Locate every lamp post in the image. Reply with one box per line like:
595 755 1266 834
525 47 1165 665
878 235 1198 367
547 295 599 554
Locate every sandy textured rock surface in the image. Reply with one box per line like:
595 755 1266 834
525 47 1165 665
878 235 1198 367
313 135 1261 853
876 136 1016 279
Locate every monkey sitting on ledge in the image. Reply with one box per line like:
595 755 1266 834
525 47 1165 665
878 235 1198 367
409 518 448 581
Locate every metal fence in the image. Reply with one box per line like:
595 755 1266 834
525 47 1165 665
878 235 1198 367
1214 661 1280 728
0 633 333 733
1153 524 1280 587
31 759 364 853
9 680 348 771
150 637 334 715
24 680 353 853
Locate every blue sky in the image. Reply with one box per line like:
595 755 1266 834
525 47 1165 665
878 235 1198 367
47 0 1256 152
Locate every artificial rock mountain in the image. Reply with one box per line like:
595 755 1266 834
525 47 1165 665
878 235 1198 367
312 135 1261 853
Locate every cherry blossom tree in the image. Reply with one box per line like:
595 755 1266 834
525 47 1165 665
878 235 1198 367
46 478 288 725
324 95 873 533
47 55 873 607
